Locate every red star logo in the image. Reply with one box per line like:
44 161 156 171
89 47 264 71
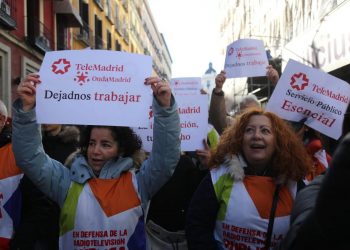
236 51 242 60
74 71 89 85
51 58 71 74
290 72 309 91
228 47 234 56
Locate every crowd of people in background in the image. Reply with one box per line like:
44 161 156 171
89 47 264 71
1 59 350 250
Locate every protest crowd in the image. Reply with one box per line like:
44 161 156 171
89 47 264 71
1 40 350 250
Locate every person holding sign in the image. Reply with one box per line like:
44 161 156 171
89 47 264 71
12 73 181 250
10 123 80 250
209 65 279 135
186 108 312 250
0 99 23 250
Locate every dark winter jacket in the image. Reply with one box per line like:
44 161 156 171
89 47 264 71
10 126 80 250
208 89 228 135
277 132 350 250
185 173 219 250
147 154 208 232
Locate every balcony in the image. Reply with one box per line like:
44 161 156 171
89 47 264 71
26 18 53 53
94 35 105 49
54 0 83 28
122 27 129 44
75 19 92 46
122 0 128 12
115 19 123 35
0 0 16 29
94 0 103 11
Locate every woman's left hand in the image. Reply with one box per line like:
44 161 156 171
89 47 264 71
145 77 172 107
196 139 211 168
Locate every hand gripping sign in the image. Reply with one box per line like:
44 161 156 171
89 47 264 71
133 78 208 152
266 59 350 139
36 50 152 127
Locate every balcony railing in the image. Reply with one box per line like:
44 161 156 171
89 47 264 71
94 0 103 10
0 0 16 29
122 0 128 12
115 19 123 35
26 17 53 53
122 27 129 44
94 34 105 49
75 19 92 46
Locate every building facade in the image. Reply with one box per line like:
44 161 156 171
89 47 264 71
218 0 350 151
0 0 171 114
218 0 350 108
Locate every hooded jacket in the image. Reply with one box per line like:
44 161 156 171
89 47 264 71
11 96 180 214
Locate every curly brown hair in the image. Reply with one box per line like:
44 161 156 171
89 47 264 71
208 108 313 181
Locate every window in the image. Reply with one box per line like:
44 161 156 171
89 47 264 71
22 56 40 76
107 31 112 50
115 40 121 51
0 42 11 110
94 15 103 49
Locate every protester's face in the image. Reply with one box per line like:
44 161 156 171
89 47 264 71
242 115 275 171
87 128 119 174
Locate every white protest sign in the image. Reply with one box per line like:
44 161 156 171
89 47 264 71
266 59 350 139
224 39 269 78
170 77 202 95
36 50 152 127
133 94 208 152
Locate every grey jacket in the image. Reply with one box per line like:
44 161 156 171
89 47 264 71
277 133 350 249
275 175 324 250
12 96 181 211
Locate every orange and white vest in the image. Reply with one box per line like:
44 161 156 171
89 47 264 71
0 143 23 249
211 165 296 250
59 171 146 250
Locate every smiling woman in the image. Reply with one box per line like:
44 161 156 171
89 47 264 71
186 108 313 250
80 126 141 176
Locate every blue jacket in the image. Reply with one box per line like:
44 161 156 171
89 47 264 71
12 96 181 212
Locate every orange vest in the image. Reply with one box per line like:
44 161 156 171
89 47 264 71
0 143 23 249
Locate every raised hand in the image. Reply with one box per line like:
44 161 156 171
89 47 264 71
196 139 211 169
144 77 172 107
17 73 41 111
214 70 226 93
266 65 279 86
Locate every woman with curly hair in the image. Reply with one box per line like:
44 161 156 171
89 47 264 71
186 108 313 250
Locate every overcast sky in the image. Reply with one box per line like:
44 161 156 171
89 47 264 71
147 0 222 78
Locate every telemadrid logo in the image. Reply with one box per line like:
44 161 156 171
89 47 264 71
51 58 71 74
290 72 309 91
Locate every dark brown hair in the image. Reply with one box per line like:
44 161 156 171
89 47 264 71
80 126 142 158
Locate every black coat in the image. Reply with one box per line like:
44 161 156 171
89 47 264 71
147 154 208 232
278 133 350 250
185 173 219 250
